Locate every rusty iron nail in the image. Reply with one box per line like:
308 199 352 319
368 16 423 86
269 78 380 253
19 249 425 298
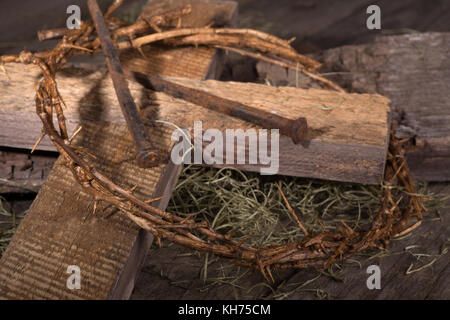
88 0 159 168
124 70 308 144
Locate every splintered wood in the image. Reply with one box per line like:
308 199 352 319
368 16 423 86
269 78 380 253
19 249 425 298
0 0 237 300
0 62 391 184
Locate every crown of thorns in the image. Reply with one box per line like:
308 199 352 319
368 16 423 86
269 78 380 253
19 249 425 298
0 4 424 282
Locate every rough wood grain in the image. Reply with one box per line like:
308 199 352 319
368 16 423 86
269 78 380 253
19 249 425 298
0 122 180 299
0 62 391 184
0 0 235 299
0 149 56 193
319 32 450 181
120 0 238 80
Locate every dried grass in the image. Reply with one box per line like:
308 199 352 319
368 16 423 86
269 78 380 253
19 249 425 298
168 165 442 248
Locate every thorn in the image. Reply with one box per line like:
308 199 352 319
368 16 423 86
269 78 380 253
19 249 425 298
56 87 68 110
127 34 135 45
137 46 147 59
143 18 161 33
340 220 355 235
266 266 275 283
317 220 328 232
128 184 138 193
31 131 46 153
144 196 164 204
69 126 83 143
259 264 269 282
93 200 98 215
62 44 93 53
93 199 103 215
73 146 98 160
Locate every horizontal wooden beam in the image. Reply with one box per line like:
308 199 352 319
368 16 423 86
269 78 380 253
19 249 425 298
0 61 391 184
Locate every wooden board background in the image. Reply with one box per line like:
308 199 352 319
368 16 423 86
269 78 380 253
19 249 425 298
319 32 450 181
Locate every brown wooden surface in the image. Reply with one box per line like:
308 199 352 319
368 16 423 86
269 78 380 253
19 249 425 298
0 0 235 299
0 122 179 299
0 149 56 194
319 32 450 182
120 0 238 80
0 62 391 184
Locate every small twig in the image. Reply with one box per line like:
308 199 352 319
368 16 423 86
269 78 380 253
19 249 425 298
69 126 83 143
104 0 125 19
215 46 342 92
31 131 46 153
129 28 321 71
276 183 309 236
392 220 422 238
37 28 70 41
60 44 94 53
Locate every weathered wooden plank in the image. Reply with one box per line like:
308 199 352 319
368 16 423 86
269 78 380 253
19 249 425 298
0 0 236 299
426 259 450 299
318 32 450 181
0 62 391 184
0 122 179 299
0 149 56 193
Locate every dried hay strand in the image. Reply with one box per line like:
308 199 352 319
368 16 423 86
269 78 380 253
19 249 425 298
0 3 427 281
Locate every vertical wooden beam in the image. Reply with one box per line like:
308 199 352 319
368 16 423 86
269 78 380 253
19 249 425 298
0 0 237 299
